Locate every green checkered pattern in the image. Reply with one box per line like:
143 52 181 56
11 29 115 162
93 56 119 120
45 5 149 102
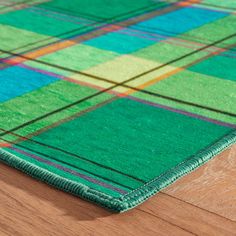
0 0 236 211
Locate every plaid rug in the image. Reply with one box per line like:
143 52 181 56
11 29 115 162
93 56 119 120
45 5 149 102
0 0 236 212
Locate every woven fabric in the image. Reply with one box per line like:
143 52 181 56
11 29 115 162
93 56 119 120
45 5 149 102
0 0 236 212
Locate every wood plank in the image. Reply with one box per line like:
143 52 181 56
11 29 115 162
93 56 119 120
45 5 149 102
0 163 192 236
164 144 236 221
138 192 236 236
1 145 235 235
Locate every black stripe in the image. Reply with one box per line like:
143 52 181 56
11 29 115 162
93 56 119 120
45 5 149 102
1 33 235 137
0 0 35 11
0 128 146 184
0 0 181 63
135 89 236 117
1 137 137 190
39 0 171 22
197 2 236 11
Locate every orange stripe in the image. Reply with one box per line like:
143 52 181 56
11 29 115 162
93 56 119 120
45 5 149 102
0 143 12 148
7 40 76 65
6 0 202 65
55 40 225 98
178 0 201 7
121 36 231 97
121 67 183 96
5 0 201 66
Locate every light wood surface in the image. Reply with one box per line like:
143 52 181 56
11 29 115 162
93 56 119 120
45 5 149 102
0 145 236 236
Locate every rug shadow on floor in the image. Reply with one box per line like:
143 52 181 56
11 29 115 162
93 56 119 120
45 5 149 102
1 163 116 221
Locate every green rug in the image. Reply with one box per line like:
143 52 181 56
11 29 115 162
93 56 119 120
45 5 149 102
0 0 236 212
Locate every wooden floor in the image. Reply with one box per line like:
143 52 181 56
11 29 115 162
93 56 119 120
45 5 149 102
1 145 236 236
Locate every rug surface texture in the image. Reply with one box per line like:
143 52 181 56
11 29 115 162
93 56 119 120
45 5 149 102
0 0 236 212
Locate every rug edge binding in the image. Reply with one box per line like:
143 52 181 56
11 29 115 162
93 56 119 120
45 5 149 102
0 129 236 213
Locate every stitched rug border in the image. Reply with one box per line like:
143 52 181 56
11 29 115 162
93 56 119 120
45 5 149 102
0 129 236 212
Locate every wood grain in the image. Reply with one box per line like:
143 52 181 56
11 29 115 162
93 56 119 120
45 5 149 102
165 144 236 221
0 164 192 236
138 192 236 236
0 144 236 235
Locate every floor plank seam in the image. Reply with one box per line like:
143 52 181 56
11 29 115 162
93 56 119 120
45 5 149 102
161 192 236 223
136 208 197 236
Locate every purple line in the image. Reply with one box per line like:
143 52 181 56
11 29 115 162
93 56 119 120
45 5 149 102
9 146 127 195
19 63 66 79
128 96 236 129
119 28 167 41
18 64 102 89
27 8 94 26
218 53 236 59
31 6 96 24
13 64 236 129
118 29 236 58
189 4 234 15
